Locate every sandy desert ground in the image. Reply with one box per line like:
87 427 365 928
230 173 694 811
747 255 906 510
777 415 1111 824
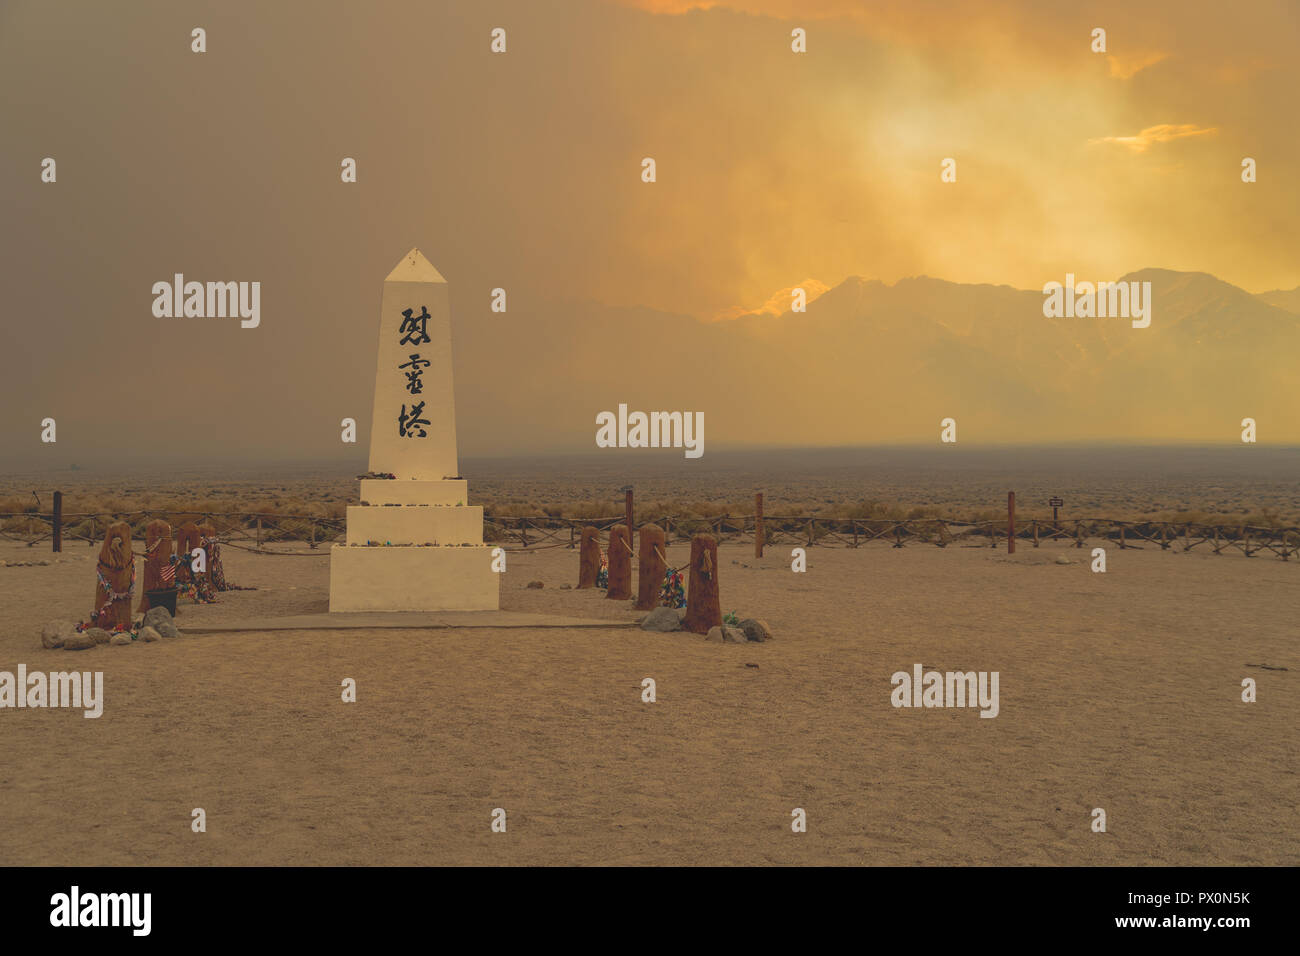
0 536 1294 866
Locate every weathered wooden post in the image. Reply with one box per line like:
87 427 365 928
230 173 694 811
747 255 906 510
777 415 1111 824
606 524 633 600
1032 518 1039 548
755 492 764 558
577 525 601 588
635 523 667 610
52 491 62 553
1007 491 1015 554
93 520 136 630
682 533 722 634
138 519 174 613
256 515 263 549
1119 522 1126 549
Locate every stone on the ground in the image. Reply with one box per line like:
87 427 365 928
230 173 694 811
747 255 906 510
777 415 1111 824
157 623 180 639
84 628 112 645
110 633 132 646
140 626 161 643
641 607 682 632
739 618 774 643
63 632 96 651
559 584 572 590
1055 555 1071 565
707 624 756 644
526 580 544 589
40 621 74 649
142 605 173 630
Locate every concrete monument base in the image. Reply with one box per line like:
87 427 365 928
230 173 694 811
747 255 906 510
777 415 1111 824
329 544 499 612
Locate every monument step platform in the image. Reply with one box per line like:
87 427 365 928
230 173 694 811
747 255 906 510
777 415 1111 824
185 610 639 632
359 478 467 506
344 504 484 546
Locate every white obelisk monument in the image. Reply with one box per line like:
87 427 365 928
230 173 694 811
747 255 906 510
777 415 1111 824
329 248 499 611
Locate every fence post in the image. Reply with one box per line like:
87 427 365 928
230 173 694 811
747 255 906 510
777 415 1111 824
52 491 62 553
1007 492 1015 554
624 487 634 554
309 518 317 549
755 492 764 558
256 516 263 549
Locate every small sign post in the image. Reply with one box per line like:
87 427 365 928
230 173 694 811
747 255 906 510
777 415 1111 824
1049 497 1063 525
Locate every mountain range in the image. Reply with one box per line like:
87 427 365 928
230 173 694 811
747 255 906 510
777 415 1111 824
455 269 1300 449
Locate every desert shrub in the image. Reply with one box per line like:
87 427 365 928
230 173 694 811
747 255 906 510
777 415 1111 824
567 501 623 520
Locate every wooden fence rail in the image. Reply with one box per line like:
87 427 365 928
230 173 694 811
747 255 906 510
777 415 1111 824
3 510 1297 561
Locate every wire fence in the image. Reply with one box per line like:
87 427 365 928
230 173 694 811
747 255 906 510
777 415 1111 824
3 510 1297 560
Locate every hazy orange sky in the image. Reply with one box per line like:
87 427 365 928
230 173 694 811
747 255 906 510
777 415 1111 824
606 0 1299 315
1 0 1296 461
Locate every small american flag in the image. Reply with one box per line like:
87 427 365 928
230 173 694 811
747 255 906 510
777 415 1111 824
160 562 176 585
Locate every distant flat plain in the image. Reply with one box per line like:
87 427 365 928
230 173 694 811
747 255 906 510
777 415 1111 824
2 445 1297 524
